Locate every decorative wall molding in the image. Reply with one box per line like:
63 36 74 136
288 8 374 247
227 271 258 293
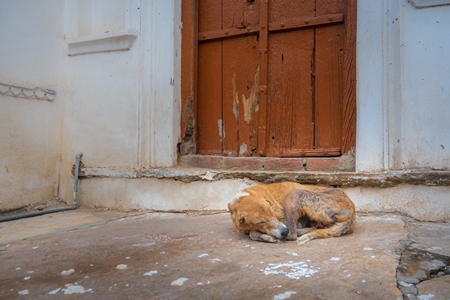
409 0 450 8
67 29 138 56
65 0 140 56
0 80 56 101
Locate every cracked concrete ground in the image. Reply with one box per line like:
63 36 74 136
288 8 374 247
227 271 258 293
0 209 449 299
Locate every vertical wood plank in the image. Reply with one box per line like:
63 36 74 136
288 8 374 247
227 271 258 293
314 0 344 149
197 42 223 154
222 36 260 156
267 30 315 156
258 0 268 156
314 25 343 149
342 0 357 154
222 0 260 156
267 0 315 156
197 1 223 154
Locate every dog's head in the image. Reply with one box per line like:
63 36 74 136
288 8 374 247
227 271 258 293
228 191 289 239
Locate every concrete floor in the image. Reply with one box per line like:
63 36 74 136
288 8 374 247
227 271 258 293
1 209 449 300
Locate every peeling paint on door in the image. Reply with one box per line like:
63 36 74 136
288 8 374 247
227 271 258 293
232 74 239 119
239 143 248 156
232 64 260 124
242 64 260 124
218 119 225 141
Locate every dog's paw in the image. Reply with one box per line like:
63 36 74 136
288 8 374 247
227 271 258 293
262 234 277 243
296 235 310 246
249 231 278 243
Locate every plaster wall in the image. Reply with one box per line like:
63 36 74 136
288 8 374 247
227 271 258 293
0 1 65 210
0 0 182 212
400 3 450 170
356 0 450 171
58 0 182 202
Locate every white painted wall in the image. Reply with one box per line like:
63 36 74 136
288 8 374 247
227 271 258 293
58 0 182 202
356 0 450 171
0 0 182 211
400 3 450 170
0 1 66 210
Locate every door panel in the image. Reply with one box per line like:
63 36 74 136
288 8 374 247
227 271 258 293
197 42 222 154
191 0 356 158
315 25 343 149
267 30 315 156
222 35 260 156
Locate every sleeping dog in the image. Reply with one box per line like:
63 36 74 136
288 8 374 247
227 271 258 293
228 182 356 245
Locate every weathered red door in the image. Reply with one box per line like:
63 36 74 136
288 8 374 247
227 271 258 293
181 0 356 158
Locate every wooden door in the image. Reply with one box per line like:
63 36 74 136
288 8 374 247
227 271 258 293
181 0 356 158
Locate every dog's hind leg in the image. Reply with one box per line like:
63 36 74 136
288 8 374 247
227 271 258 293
296 227 317 236
296 216 356 246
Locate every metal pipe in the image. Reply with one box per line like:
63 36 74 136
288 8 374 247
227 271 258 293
0 152 83 222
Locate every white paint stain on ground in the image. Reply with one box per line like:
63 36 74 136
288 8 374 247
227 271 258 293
18 290 29 295
274 291 297 300
48 288 61 295
144 270 158 276
61 269 75 275
198 253 209 258
24 276 30 280
211 258 221 263
61 284 93 295
418 294 436 300
133 242 155 247
171 278 189 286
330 257 341 261
116 264 128 270
286 252 299 257
262 261 318 279
197 280 211 286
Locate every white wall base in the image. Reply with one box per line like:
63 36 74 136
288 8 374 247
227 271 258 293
78 178 450 222
346 185 450 222
78 178 257 212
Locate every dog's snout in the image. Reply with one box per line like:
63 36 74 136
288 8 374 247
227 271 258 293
280 227 289 238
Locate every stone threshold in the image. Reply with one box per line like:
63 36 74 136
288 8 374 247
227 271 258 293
78 166 450 188
178 154 355 172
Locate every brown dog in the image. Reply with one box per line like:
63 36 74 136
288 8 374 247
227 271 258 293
228 182 356 245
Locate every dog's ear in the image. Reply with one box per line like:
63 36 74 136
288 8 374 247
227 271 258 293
238 214 246 224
